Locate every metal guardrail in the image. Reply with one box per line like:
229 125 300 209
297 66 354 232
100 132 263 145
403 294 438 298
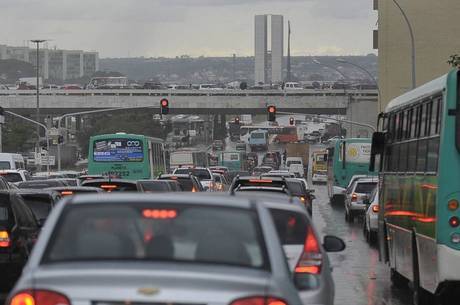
0 88 378 97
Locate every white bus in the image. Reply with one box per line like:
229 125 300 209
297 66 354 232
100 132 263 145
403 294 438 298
0 153 25 170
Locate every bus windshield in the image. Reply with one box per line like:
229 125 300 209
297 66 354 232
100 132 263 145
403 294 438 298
251 133 265 139
93 138 144 162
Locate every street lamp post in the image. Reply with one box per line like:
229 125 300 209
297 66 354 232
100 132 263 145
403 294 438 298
30 40 46 143
5 110 50 173
391 0 416 89
312 59 348 81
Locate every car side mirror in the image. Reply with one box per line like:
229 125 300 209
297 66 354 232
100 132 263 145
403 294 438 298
323 235 346 252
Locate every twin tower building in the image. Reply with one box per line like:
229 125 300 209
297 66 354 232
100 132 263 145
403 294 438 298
254 15 284 85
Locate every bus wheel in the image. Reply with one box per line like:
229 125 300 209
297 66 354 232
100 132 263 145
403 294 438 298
390 268 407 287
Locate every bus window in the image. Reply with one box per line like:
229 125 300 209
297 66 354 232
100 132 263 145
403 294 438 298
416 139 428 172
0 162 11 170
407 141 417 172
426 138 440 172
398 143 408 172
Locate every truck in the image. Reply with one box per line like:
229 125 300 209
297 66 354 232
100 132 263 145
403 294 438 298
285 143 310 174
169 149 208 170
16 77 43 89
311 150 328 184
249 129 269 151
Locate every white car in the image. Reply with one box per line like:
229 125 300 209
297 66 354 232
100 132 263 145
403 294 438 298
363 188 379 244
289 164 304 177
173 167 216 191
0 169 30 184
344 177 378 222
312 170 328 184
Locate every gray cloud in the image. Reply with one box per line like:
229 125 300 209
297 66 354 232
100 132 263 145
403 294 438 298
0 0 376 57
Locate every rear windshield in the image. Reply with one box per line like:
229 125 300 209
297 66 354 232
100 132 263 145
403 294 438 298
1 173 22 183
23 198 53 221
139 181 170 192
355 182 377 194
287 161 302 167
174 169 211 180
269 209 308 245
18 180 64 189
83 181 138 192
286 181 305 196
43 204 268 269
0 203 11 228
0 162 11 170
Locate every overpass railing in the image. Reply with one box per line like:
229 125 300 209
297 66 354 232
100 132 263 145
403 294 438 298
0 88 378 98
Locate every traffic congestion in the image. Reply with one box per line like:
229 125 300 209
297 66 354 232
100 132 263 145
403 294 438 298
0 67 459 305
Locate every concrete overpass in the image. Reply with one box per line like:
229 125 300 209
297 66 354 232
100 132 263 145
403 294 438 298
0 88 377 116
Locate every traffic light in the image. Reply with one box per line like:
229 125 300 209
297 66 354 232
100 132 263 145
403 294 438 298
289 117 295 125
235 117 240 124
267 105 277 122
160 98 169 115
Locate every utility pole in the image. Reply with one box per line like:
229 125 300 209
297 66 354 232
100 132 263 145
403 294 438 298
232 53 236 82
286 20 291 82
30 40 46 143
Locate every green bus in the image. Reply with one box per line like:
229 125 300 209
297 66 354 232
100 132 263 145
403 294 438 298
370 69 460 303
219 151 248 171
327 138 376 204
88 133 166 180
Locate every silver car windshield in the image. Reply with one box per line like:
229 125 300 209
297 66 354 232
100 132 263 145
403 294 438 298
42 203 268 270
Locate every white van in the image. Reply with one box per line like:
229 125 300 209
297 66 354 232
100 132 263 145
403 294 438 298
284 82 303 90
0 153 25 170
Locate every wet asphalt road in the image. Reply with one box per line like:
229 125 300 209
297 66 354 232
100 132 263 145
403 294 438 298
309 164 412 304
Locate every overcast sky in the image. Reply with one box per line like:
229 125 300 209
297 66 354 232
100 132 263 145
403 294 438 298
0 0 377 58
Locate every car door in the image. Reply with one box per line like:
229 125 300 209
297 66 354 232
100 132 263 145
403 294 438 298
10 194 39 257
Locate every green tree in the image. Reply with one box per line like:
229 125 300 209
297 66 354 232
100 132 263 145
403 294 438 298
447 54 460 68
2 116 36 153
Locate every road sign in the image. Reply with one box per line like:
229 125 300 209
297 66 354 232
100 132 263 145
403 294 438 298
40 155 55 166
49 128 60 136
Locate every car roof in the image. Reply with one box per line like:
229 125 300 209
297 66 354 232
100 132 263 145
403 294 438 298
66 193 256 209
45 186 103 192
354 177 378 183
159 174 195 179
81 179 137 184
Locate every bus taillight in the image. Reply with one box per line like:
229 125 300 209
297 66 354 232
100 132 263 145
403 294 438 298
449 216 459 228
448 199 459 211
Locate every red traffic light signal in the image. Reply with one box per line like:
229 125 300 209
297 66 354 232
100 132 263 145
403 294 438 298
289 117 295 125
160 98 169 115
267 105 277 122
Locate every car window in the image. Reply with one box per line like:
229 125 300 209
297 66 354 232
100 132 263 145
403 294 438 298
174 169 211 180
11 195 38 228
286 181 305 196
43 204 268 270
0 201 13 229
213 175 222 183
22 197 53 221
0 162 11 170
269 209 308 245
1 173 23 183
18 180 65 189
355 182 377 194
139 181 170 192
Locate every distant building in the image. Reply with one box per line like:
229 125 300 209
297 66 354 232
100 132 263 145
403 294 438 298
254 15 268 84
254 14 284 84
0 44 99 81
373 0 460 111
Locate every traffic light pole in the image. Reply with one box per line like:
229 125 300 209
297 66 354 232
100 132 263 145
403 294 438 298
5 110 50 173
278 111 376 132
56 106 160 171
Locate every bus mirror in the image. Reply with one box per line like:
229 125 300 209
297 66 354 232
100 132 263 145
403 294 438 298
370 132 385 172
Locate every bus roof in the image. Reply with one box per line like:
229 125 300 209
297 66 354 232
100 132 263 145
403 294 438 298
90 133 163 143
385 71 451 113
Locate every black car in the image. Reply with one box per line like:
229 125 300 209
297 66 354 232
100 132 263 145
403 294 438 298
158 174 204 192
229 176 315 215
0 191 40 292
81 179 139 192
136 180 183 192
17 179 69 189
16 190 61 225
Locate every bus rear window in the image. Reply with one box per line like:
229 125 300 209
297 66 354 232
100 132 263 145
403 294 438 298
0 162 11 170
93 138 144 162
251 133 265 139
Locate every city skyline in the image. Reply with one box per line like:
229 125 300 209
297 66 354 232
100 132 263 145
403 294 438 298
0 0 377 58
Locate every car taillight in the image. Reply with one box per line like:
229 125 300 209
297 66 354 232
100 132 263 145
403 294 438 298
351 193 358 202
372 205 379 213
295 226 322 274
230 297 287 305
0 230 10 248
10 290 71 305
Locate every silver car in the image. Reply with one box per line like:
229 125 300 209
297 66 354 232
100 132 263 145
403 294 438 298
344 177 378 222
363 188 379 244
8 193 307 305
233 192 345 305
